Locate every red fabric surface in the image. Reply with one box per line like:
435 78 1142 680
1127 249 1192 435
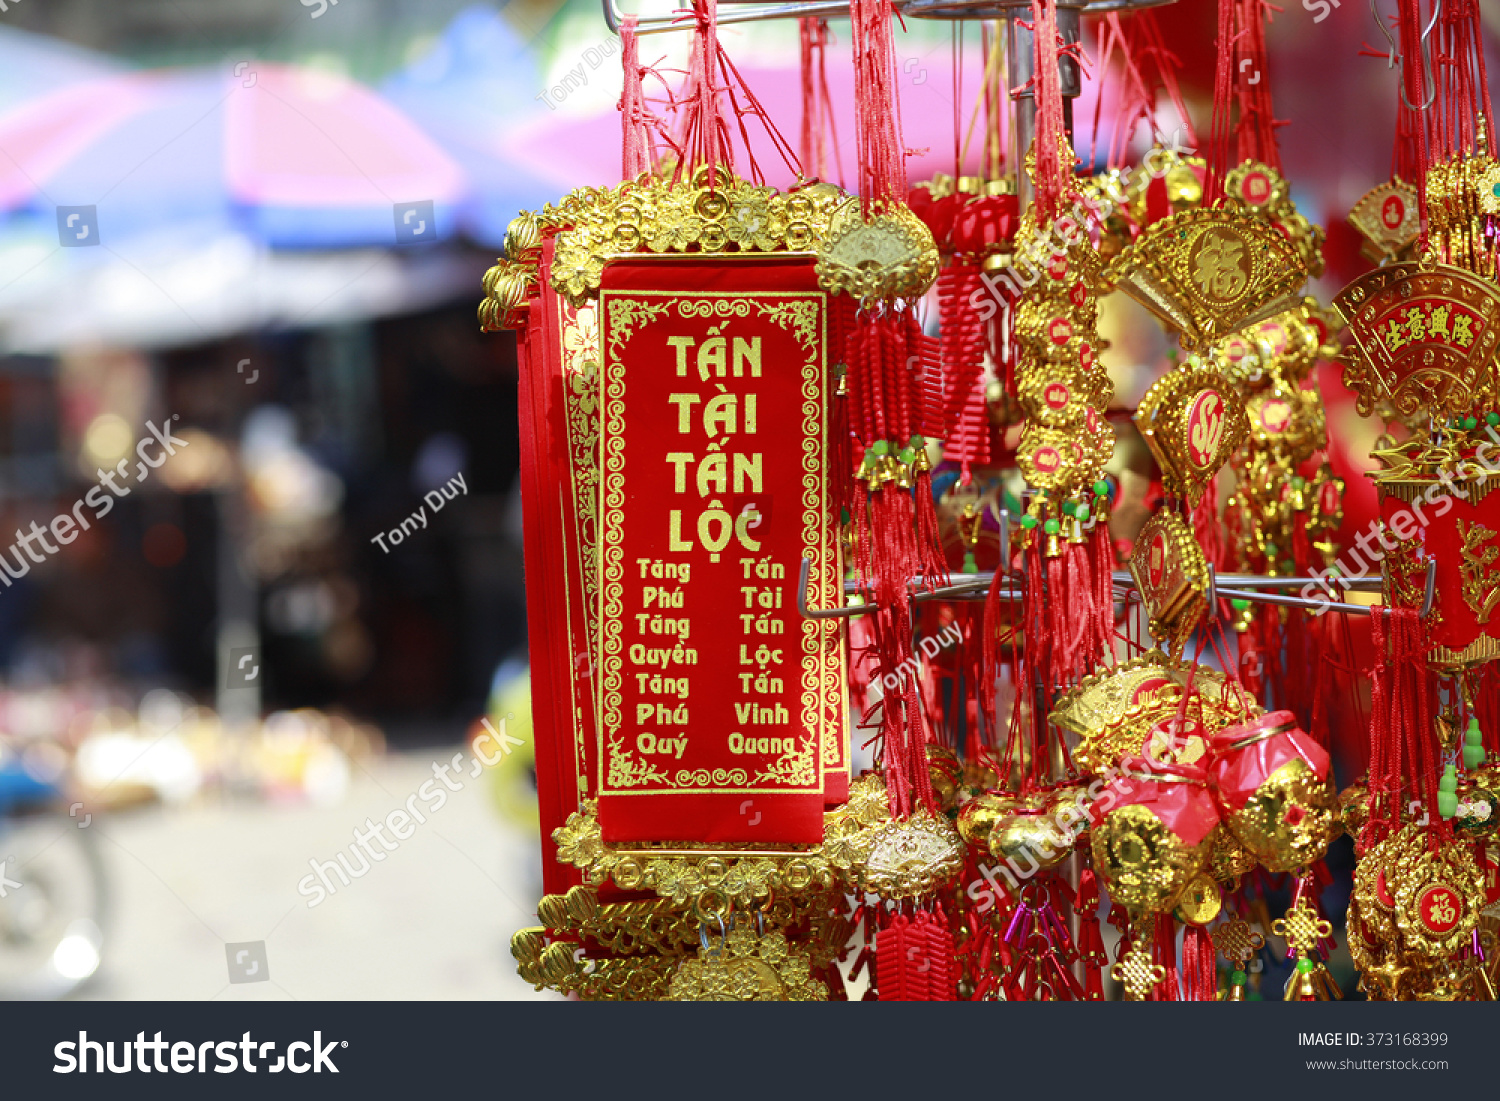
1208 710 1331 812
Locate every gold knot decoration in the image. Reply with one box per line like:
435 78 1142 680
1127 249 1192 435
1271 896 1332 957
1212 913 1266 966
1111 939 1167 1001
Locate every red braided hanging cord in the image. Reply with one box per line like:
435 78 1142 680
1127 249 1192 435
799 19 845 185
1205 0 1285 204
669 0 803 186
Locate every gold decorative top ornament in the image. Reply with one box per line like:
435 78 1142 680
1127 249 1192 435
478 169 853 328
1348 179 1421 264
814 202 939 304
1105 208 1309 351
1334 258 1500 423
822 774 966 899
1050 650 1257 773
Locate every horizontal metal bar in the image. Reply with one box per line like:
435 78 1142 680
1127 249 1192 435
805 560 1434 619
605 0 1175 33
603 0 861 34
1214 586 1372 618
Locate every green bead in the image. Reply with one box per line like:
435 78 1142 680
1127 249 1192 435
1296 958 1315 973
1467 718 1483 744
872 440 890 456
1492 183 1500 198
1291 476 1306 490
1044 519 1060 535
1264 543 1277 557
898 448 916 465
1093 479 1110 498
1463 744 1486 769
1465 416 1479 430
908 435 925 448
1439 791 1460 819
1231 598 1250 611
1487 412 1499 427
1230 970 1247 985
1076 505 1091 522
840 507 850 526
1061 501 1077 518
1327 564 1342 576
1439 765 1458 793
962 553 978 574
1020 515 1039 530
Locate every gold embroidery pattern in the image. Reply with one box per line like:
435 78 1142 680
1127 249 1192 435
1457 517 1500 624
757 300 821 354
605 299 670 360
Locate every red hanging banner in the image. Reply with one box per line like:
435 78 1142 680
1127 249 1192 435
596 255 847 843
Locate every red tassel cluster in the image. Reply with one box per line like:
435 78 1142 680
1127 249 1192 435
1364 606 1444 851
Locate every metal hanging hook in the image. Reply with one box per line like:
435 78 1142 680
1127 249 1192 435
1371 0 1441 110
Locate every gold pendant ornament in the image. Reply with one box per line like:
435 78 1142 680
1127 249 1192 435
1105 208 1309 350
1128 511 1213 656
1135 366 1250 505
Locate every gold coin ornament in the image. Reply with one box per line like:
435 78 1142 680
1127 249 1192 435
1090 758 1221 913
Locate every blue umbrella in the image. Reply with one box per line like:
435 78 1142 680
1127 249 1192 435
382 6 566 247
0 24 122 113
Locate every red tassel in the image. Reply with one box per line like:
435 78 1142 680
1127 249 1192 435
1152 914 1180 1001
1182 925 1218 1001
1363 606 1442 850
1191 476 1223 572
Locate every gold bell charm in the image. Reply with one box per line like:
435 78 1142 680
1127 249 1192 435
1284 956 1343 1001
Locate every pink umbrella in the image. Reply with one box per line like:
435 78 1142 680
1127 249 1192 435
0 62 468 247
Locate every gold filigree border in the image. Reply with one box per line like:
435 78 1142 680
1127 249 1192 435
596 286 842 796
